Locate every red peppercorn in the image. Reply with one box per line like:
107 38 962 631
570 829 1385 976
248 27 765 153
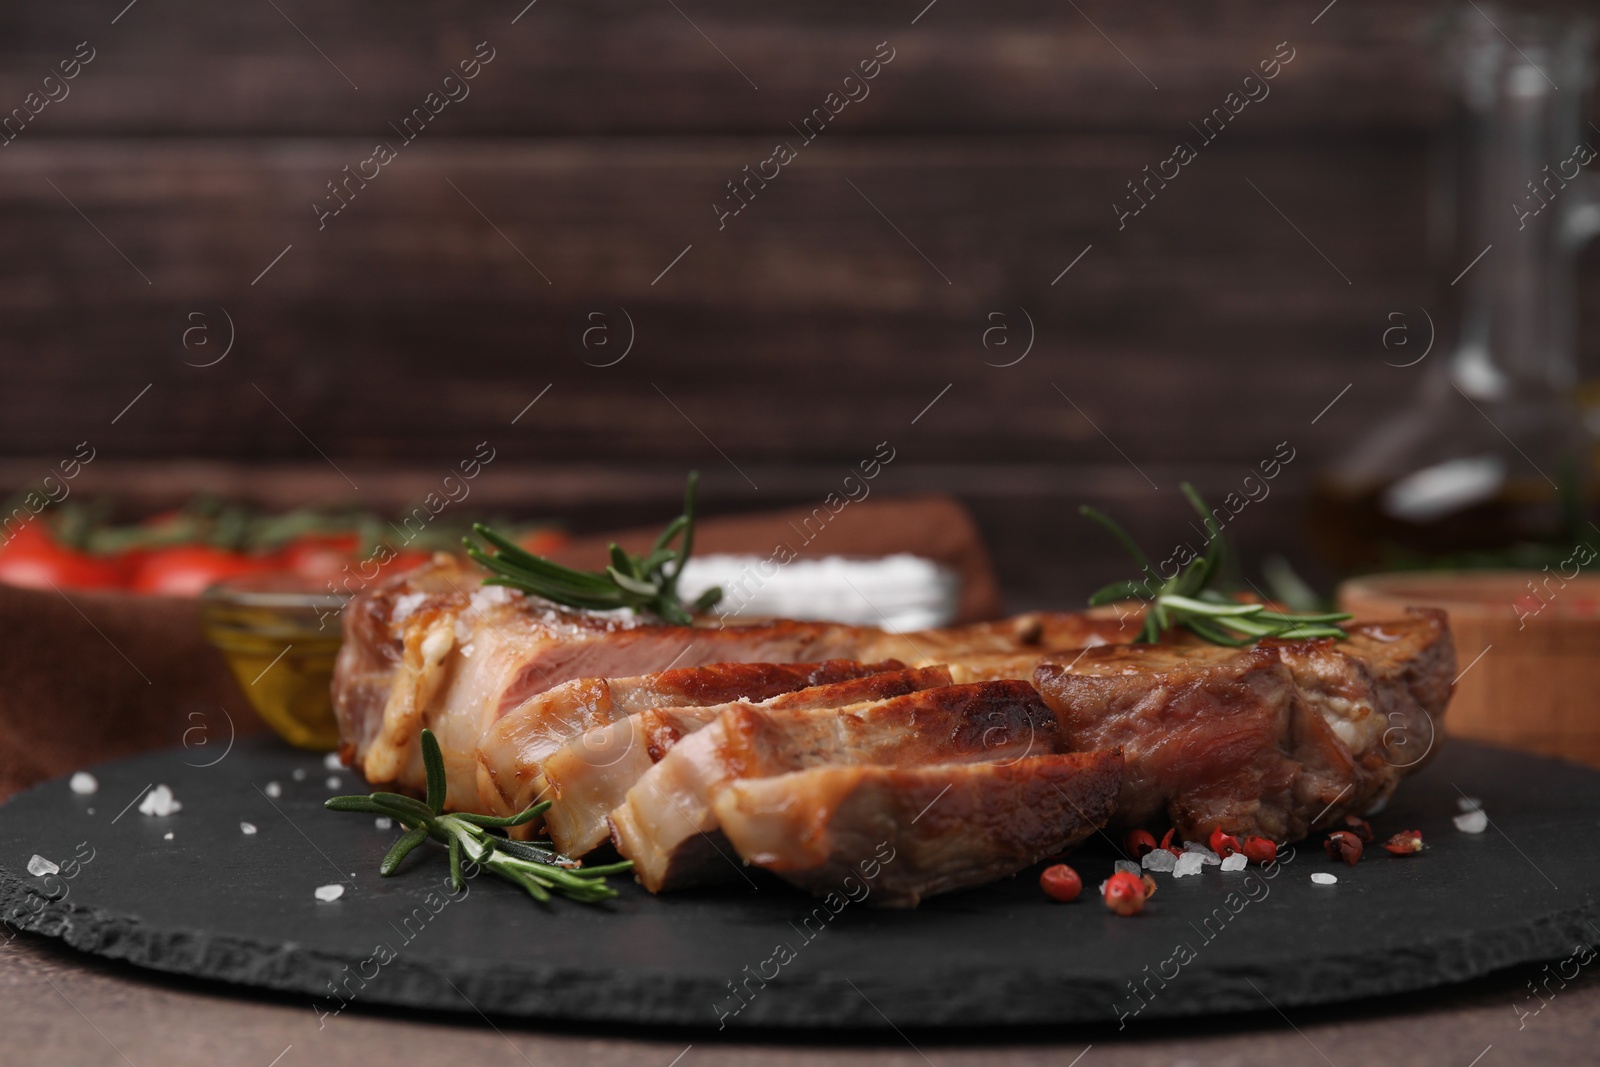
1040 864 1082 903
1158 828 1183 856
1323 830 1364 865
1382 829 1424 855
1124 830 1158 859
1241 836 1277 864
1209 827 1241 858
1103 871 1147 916
1341 815 1374 844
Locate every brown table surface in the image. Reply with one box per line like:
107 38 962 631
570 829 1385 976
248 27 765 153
7 928 1588 1066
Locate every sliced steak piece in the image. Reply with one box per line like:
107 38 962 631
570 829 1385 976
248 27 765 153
474 658 907 820
337 563 879 809
540 666 954 856
611 680 1058 892
334 555 1127 807
1032 609 1454 843
714 750 1124 907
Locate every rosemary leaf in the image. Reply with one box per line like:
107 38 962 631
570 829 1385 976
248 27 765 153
1080 481 1352 647
1088 579 1146 606
1183 615 1255 647
380 826 430 876
324 796 391 814
462 471 720 623
421 731 447 815
492 837 575 866
370 792 436 821
567 860 636 878
448 834 464 892
454 801 550 829
325 729 630 906
1158 594 1263 617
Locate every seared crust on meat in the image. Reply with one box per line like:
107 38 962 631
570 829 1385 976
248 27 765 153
1032 609 1454 842
714 751 1124 907
476 659 911 821
611 680 1060 892
332 555 1128 807
332 555 1454 907
537 666 955 855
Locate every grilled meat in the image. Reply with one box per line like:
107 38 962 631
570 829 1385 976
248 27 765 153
539 666 954 856
332 555 1125 807
475 659 911 822
714 750 1123 907
610 680 1059 892
1031 609 1453 842
329 554 1455 907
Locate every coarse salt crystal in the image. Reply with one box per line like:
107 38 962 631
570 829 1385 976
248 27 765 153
26 855 58 877
1142 849 1177 873
323 752 343 771
1220 853 1248 872
69 772 98 796
1113 859 1141 877
264 782 282 798
314 884 345 903
374 816 393 831
291 768 306 782
1457 796 1483 812
240 822 257 835
1453 809 1488 834
390 591 430 624
325 776 341 790
138 784 181 817
1311 872 1338 885
1172 852 1205 878
469 585 517 613
163 832 173 841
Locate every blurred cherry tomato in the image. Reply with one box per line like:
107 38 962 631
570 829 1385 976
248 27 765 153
278 533 360 580
518 528 569 557
130 545 274 597
0 523 124 591
385 549 432 573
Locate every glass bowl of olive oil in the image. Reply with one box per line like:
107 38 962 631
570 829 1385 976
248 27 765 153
201 574 346 750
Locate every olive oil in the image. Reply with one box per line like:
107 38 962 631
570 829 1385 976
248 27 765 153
1307 476 1569 570
201 576 346 750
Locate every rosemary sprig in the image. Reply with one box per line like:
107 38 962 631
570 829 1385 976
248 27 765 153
461 471 721 625
1080 482 1352 646
325 729 630 904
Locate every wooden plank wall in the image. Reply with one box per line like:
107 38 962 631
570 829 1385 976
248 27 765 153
0 0 1595 605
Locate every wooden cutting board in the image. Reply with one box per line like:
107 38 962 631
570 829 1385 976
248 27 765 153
1340 571 1600 768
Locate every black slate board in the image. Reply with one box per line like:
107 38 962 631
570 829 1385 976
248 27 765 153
3 738 1598 1030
